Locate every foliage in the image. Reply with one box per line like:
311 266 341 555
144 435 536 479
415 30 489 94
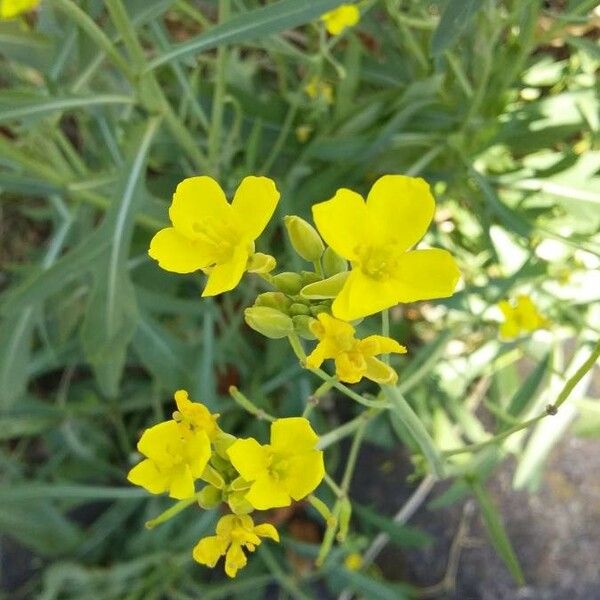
0 0 599 598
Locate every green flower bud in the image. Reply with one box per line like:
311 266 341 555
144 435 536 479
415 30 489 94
284 215 325 262
214 432 237 460
271 271 304 294
255 291 292 312
197 485 222 509
322 246 348 277
244 306 294 339
293 315 317 340
289 302 311 316
227 491 254 515
301 272 349 299
309 303 331 317
337 498 352 542
301 271 321 286
247 252 276 274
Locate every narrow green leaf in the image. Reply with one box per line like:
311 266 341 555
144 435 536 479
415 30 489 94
0 93 134 123
146 0 348 70
0 484 146 501
431 0 483 55
506 352 551 418
471 481 525 585
341 570 412 600
0 22 56 70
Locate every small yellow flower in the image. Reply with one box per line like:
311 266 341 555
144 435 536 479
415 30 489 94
304 76 334 104
295 125 313 143
149 176 279 296
193 514 279 578
321 4 360 36
173 389 220 441
306 312 406 384
0 0 39 19
127 420 211 500
227 417 324 510
499 295 548 339
312 175 460 320
344 552 363 571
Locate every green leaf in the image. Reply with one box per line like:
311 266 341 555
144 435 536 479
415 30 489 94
431 0 483 55
471 481 525 585
80 118 161 396
146 0 349 70
0 484 147 501
354 503 434 548
341 570 412 600
0 22 56 70
0 92 134 123
0 306 36 409
506 351 551 418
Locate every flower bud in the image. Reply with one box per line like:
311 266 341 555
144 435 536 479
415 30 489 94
336 497 352 542
322 246 347 277
247 252 276 274
244 306 294 339
197 485 222 509
293 315 317 340
227 491 254 515
284 215 324 262
309 303 331 317
271 271 303 295
255 291 292 312
301 271 321 286
289 302 311 316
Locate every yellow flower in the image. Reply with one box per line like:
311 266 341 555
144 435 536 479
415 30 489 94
312 175 460 320
295 125 313 143
0 0 39 19
304 76 334 104
127 420 211 500
149 176 279 296
321 4 360 36
227 417 324 510
499 294 547 339
306 312 406 384
193 514 279 578
172 389 220 441
344 552 363 571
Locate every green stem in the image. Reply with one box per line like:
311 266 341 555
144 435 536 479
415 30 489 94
443 338 600 457
383 385 445 479
208 0 231 177
145 490 204 529
228 385 275 422
381 308 390 365
317 410 381 450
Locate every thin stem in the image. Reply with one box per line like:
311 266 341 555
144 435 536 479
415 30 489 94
381 308 390 365
383 385 445 479
229 386 275 422
208 0 230 177
317 410 381 450
145 490 204 529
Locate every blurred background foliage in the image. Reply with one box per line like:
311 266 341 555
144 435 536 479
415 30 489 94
0 0 599 598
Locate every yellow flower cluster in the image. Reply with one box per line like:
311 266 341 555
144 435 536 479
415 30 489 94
128 391 323 577
149 173 459 386
320 4 360 36
0 0 39 19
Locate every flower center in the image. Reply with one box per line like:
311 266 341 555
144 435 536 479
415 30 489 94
355 243 399 280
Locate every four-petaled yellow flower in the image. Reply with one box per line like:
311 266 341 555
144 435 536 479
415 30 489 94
304 76 334 104
149 176 279 296
321 4 360 36
306 312 406 384
227 417 324 510
173 389 220 440
127 420 211 500
0 0 39 19
193 514 279 578
499 294 548 339
312 175 460 321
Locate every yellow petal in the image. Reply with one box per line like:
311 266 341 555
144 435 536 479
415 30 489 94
358 335 407 357
215 514 237 536
245 474 291 510
500 320 519 339
231 176 280 241
332 269 399 320
169 176 233 240
498 300 513 319
202 245 249 297
306 342 327 369
225 543 247 578
334 352 366 383
254 523 280 542
393 248 460 303
183 430 212 478
148 228 216 274
127 459 169 494
193 535 228 567
366 175 435 250
312 189 368 260
227 438 270 481
168 464 195 499
364 356 398 384
271 417 319 454
283 450 325 501
137 421 180 461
